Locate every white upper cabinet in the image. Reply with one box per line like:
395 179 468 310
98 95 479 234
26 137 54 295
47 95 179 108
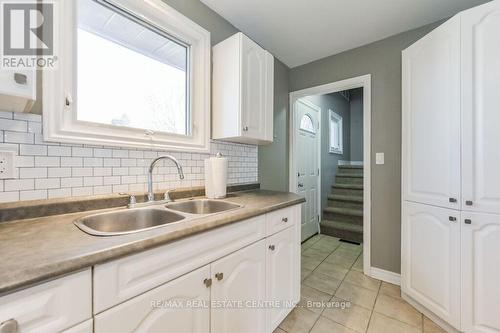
212 32 274 145
0 69 36 113
461 1 500 214
401 202 461 329
461 211 500 333
402 15 461 209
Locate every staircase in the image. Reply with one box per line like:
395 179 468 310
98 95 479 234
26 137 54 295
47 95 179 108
321 164 363 243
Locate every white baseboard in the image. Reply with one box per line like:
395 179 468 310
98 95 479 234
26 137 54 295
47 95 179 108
402 292 461 333
338 160 363 166
369 267 401 285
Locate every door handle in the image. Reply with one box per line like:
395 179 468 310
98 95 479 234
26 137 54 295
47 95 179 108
298 183 304 188
203 278 212 288
269 245 275 251
215 272 224 281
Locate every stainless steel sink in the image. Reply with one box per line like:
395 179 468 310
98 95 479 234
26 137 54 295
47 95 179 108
165 199 241 215
74 208 185 236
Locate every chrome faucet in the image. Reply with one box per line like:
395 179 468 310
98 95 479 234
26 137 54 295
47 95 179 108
147 155 184 202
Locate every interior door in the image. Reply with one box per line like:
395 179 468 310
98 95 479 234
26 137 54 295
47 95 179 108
461 1 500 214
401 202 460 329
461 211 500 333
94 265 210 333
295 99 320 240
266 227 298 332
211 240 266 333
241 35 267 141
402 15 461 209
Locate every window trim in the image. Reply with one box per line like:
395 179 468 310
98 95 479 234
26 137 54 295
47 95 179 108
329 109 343 154
43 0 211 152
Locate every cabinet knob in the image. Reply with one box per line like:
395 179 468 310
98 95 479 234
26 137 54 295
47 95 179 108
464 219 472 225
282 217 288 223
448 216 457 222
269 245 275 251
13 73 27 85
465 200 473 206
203 278 212 288
243 126 249 132
449 198 457 203
215 272 224 281
0 319 18 333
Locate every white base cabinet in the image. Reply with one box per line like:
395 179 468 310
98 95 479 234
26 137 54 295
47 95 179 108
211 240 267 333
401 202 460 329
95 265 210 333
461 212 500 333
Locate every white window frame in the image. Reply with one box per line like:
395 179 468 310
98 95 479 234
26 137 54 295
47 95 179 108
43 0 211 152
329 109 343 154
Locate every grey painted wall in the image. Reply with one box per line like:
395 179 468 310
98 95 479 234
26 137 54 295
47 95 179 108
289 21 443 274
349 88 364 161
259 60 290 192
302 94 351 215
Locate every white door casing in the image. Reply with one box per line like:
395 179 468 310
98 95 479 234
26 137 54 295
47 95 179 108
401 202 460 329
295 99 320 240
461 1 500 215
210 240 267 333
94 265 210 333
402 15 461 210
461 211 500 333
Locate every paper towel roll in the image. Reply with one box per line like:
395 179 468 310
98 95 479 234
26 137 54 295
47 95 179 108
205 154 228 199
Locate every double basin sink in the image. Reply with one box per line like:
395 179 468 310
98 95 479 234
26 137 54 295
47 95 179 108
74 199 242 236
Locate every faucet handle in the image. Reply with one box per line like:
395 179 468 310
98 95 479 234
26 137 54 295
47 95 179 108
119 193 137 208
164 189 175 202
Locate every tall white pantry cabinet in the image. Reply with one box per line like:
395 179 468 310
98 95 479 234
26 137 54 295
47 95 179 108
402 1 500 333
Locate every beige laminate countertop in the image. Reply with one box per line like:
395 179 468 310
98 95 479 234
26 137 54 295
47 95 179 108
0 190 304 295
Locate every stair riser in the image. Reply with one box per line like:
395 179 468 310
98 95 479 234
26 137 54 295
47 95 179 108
332 187 364 196
323 211 363 225
320 225 363 243
335 176 363 185
337 167 363 176
328 199 363 210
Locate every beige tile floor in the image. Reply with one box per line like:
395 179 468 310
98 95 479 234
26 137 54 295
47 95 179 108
276 234 447 333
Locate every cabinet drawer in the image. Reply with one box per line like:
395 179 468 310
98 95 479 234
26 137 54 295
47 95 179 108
94 215 265 313
62 319 93 333
266 206 297 236
0 269 92 333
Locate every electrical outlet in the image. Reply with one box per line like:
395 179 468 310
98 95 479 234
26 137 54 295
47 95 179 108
376 152 385 165
0 151 15 179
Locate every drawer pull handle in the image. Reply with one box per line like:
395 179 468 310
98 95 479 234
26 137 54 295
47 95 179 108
203 278 212 288
449 198 457 203
464 219 472 225
282 217 288 223
0 319 18 333
215 272 224 281
465 200 473 206
449 216 457 222
14 73 27 85
269 245 275 251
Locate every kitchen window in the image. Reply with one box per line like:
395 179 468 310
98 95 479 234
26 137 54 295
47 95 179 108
44 0 211 152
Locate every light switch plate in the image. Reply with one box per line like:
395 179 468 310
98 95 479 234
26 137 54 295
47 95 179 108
0 150 16 179
376 153 385 165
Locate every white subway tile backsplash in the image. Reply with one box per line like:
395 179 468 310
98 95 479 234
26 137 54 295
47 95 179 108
0 111 258 203
35 178 60 190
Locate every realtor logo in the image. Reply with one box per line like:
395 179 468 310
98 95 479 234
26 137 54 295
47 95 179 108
1 1 58 69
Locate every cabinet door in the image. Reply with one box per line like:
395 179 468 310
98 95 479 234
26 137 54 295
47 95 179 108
266 227 298 332
241 35 268 141
402 15 461 209
461 1 500 214
401 202 460 328
461 212 500 333
211 240 267 333
95 265 210 333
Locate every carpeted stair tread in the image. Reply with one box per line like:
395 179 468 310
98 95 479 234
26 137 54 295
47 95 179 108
332 184 363 190
336 173 363 178
338 165 363 169
328 194 363 202
324 207 363 217
321 220 363 232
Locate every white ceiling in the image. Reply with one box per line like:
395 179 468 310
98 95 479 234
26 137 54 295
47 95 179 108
200 0 490 68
